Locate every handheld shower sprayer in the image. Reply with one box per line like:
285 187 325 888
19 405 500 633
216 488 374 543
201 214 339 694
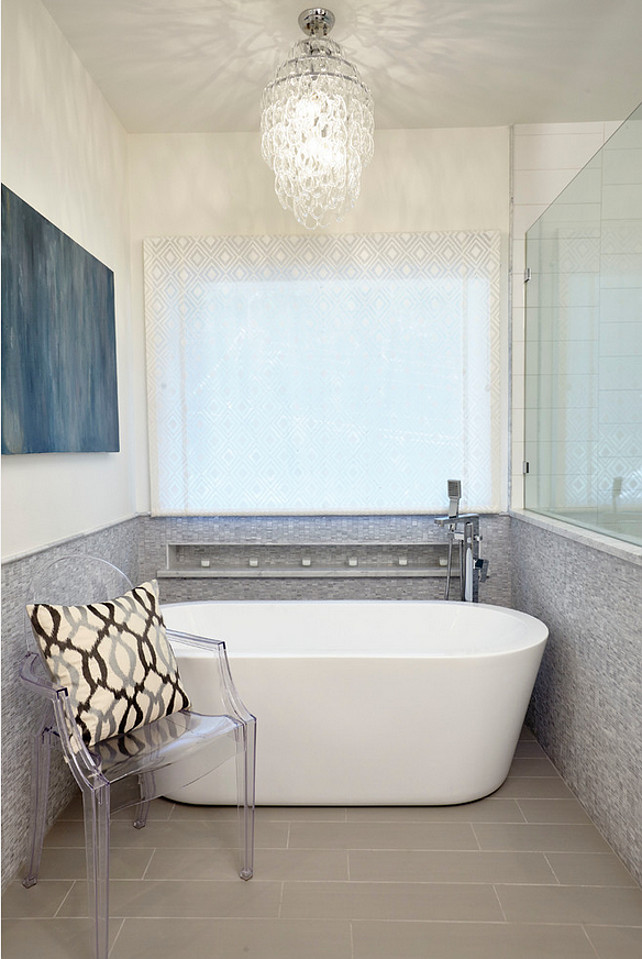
436 480 484 602
447 479 462 519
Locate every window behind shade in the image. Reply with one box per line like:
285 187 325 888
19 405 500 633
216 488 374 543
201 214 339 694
144 232 501 514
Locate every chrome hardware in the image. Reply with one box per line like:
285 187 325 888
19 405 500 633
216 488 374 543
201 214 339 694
447 479 462 519
298 8 336 37
475 558 489 582
434 482 484 602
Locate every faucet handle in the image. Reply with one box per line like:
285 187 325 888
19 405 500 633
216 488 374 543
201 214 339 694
475 558 489 582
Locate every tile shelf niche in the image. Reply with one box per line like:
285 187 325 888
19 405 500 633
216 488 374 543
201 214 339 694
159 542 456 580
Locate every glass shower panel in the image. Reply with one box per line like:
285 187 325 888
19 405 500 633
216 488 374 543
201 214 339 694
524 103 642 547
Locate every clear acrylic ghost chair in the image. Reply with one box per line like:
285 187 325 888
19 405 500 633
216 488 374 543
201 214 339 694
20 553 256 959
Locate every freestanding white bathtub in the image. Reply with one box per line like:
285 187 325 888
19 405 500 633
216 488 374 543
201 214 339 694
161 600 548 806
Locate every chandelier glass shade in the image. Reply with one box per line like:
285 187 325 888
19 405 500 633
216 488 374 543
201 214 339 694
260 9 374 230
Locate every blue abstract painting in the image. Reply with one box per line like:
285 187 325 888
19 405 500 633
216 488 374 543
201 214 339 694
1 185 119 454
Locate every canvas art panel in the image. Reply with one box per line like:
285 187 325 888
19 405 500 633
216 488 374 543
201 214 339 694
1 185 119 455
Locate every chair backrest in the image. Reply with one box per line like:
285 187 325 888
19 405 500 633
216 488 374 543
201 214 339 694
24 553 134 655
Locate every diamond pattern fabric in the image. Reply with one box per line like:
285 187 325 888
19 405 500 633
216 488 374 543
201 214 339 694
144 232 501 514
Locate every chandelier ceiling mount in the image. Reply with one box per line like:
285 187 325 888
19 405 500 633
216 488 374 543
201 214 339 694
297 8 335 38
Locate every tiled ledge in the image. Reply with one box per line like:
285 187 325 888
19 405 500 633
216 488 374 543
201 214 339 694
510 508 642 567
158 568 453 579
159 540 456 580
0 513 145 565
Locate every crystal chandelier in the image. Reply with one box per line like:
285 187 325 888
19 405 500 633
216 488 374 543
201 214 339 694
260 8 374 230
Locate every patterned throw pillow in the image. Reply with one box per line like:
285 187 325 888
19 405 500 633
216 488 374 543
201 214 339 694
27 580 190 747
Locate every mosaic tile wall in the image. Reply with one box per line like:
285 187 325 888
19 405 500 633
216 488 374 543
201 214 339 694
0 518 142 889
0 509 508 889
4 510 641 887
512 515 642 885
140 513 511 608
2 506 642 884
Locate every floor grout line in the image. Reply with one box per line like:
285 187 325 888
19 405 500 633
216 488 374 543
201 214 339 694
544 851 562 885
52 880 76 919
470 823 483 851
6 772 642 959
579 924 607 959
513 799 529 823
139 847 156 881
107 917 126 956
491 883 508 921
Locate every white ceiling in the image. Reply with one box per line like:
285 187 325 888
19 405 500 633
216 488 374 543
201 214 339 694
41 0 642 133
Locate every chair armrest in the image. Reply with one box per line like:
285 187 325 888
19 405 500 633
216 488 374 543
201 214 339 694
166 628 224 651
20 652 65 701
19 653 108 781
166 629 255 726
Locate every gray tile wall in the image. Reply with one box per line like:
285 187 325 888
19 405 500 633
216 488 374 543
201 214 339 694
5 511 640 890
511 515 642 885
140 514 511 607
0 509 507 890
0 518 142 889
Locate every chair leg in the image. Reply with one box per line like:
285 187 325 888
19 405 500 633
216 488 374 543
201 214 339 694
236 716 256 881
132 773 153 829
82 781 110 959
132 799 150 830
22 709 54 888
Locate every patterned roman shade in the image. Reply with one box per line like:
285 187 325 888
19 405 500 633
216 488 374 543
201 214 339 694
144 231 501 514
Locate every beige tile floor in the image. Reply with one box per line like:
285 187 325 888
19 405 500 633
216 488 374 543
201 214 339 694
2 730 641 959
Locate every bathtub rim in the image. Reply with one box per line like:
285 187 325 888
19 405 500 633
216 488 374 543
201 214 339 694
162 599 549 660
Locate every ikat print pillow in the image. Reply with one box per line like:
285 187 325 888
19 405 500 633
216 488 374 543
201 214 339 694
27 580 190 747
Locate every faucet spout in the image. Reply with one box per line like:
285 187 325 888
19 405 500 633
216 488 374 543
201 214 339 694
434 515 456 528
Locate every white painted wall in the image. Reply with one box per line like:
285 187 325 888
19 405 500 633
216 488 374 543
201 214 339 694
0 0 513 557
128 126 512 510
1 0 136 559
5 0 621 556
